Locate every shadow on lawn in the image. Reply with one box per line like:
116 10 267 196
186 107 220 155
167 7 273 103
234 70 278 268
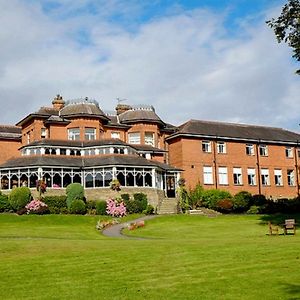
258 213 300 226
281 283 300 300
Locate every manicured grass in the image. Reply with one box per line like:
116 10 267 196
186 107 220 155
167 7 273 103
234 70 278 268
0 213 300 300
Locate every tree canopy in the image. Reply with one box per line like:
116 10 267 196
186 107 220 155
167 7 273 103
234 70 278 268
266 0 300 74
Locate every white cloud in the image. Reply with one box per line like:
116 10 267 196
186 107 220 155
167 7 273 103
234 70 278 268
0 0 299 132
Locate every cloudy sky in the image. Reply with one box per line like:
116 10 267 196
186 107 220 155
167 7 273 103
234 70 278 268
0 0 299 130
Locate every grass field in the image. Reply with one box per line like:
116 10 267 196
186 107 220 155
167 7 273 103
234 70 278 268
0 213 300 300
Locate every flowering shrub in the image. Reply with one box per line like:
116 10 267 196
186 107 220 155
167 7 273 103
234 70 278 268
25 199 49 214
128 220 145 230
96 219 120 231
106 198 126 217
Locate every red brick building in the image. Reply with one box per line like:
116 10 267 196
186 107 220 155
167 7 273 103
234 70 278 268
0 95 300 199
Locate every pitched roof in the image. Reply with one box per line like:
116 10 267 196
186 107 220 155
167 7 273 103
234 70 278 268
0 125 22 140
0 154 180 171
167 119 300 144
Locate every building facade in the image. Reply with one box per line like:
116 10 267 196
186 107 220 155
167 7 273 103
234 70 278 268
0 95 300 199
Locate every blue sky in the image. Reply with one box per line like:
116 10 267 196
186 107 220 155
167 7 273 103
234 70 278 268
0 0 299 130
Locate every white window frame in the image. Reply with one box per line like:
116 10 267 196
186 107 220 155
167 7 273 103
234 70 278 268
145 132 155 146
233 167 242 185
202 141 211 153
261 169 270 186
85 128 96 141
247 168 256 186
287 170 295 186
203 166 213 185
274 169 283 186
68 128 80 141
246 144 254 156
285 147 293 158
218 167 228 185
259 145 268 156
111 132 120 139
217 142 226 154
128 132 141 144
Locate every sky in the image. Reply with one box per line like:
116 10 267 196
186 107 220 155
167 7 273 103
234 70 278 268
0 0 299 131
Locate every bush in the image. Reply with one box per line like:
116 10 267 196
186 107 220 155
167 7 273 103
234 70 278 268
96 200 107 215
188 184 204 209
121 193 130 201
252 194 267 206
8 187 31 211
0 194 11 212
123 198 139 214
25 199 49 215
69 199 86 215
133 193 148 212
216 199 234 213
86 200 97 210
143 204 155 215
43 196 67 214
66 183 85 209
232 191 253 213
247 205 260 214
202 189 232 210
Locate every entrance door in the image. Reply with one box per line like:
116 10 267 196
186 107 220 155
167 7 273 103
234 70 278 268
166 176 176 198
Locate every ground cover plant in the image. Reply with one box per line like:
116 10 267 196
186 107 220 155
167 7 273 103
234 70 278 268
0 213 300 299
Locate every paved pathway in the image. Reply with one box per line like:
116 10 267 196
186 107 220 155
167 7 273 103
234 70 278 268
102 215 158 239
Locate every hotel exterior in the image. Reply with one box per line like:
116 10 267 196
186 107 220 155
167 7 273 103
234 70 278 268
0 95 300 201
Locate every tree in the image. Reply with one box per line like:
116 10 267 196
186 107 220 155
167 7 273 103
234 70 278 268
266 0 300 74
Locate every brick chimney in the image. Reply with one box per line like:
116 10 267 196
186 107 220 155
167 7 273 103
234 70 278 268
116 104 132 115
52 94 65 110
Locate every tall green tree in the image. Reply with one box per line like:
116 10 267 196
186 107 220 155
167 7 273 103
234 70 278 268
266 0 300 74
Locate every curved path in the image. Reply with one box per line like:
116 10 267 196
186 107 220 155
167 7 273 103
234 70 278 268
102 215 158 239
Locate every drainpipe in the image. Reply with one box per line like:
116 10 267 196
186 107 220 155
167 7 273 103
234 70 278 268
294 141 300 196
212 139 218 189
255 142 262 195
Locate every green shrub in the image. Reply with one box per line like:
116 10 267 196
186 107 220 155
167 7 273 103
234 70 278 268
247 205 260 214
232 191 253 213
188 184 204 209
43 196 67 214
8 187 31 211
133 193 148 212
86 200 97 210
96 200 107 215
0 194 11 212
202 189 232 210
66 183 84 209
123 198 139 214
121 193 130 201
216 199 234 213
143 204 155 215
69 199 87 215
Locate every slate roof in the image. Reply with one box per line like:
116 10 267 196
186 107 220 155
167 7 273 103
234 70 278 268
16 107 59 126
118 107 164 125
132 144 166 153
21 138 129 149
0 154 180 171
167 119 300 144
0 125 22 140
60 101 109 121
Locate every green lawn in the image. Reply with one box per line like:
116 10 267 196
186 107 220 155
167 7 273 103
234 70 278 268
0 213 300 300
